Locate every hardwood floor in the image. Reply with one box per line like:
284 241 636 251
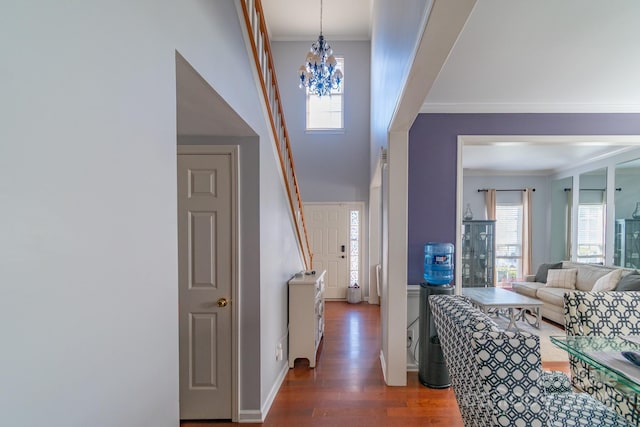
181 301 569 426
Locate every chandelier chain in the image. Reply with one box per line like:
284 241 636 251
320 0 323 35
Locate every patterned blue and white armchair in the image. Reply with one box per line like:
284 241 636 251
564 291 640 424
430 294 631 427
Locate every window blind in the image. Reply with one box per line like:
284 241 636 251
577 203 605 262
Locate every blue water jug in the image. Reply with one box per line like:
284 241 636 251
423 242 454 285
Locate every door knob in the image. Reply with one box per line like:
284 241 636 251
217 298 229 307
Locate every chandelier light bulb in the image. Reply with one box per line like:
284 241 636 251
326 55 337 68
331 69 343 85
305 52 315 63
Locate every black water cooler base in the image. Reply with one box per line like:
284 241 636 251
418 283 453 388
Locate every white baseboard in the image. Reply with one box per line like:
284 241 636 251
237 410 262 423
238 362 288 423
379 349 387 383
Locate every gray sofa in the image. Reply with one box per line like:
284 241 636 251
511 261 636 324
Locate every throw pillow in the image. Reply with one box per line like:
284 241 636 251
591 269 623 292
615 271 640 291
535 262 563 283
545 268 577 289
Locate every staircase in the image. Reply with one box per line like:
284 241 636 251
238 0 312 270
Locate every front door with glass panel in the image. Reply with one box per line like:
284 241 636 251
304 203 361 299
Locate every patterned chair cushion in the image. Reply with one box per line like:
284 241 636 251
564 291 640 423
429 295 499 426
431 295 632 427
541 370 572 393
564 291 640 337
547 392 632 426
472 330 548 426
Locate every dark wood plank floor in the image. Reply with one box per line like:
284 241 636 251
182 301 569 426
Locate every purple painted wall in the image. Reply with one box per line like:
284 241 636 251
408 113 640 285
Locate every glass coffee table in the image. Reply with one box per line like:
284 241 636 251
551 335 640 423
550 335 640 394
462 287 543 330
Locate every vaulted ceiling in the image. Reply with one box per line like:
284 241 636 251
261 0 640 172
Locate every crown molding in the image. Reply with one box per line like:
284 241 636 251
419 102 640 114
269 35 371 42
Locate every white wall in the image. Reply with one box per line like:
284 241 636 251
370 0 434 387
1 2 178 425
370 0 432 175
371 0 476 385
406 286 421 371
0 0 301 424
271 41 371 203
258 140 305 410
271 40 372 297
549 176 573 261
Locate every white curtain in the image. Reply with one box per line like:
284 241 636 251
485 189 496 220
485 189 497 285
522 188 533 276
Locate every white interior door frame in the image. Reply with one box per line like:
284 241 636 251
177 144 239 421
368 149 386 305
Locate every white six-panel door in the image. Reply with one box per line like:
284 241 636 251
178 151 235 419
304 203 356 299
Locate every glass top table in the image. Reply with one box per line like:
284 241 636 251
550 335 640 394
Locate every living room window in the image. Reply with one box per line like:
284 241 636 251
495 204 523 285
577 203 605 264
306 57 344 131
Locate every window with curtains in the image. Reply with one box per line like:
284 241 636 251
577 203 605 264
495 204 523 284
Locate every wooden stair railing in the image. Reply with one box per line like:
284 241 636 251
238 0 313 270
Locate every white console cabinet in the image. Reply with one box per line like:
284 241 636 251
288 270 325 368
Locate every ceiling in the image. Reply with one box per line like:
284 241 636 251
262 0 373 41
261 0 640 173
462 138 640 175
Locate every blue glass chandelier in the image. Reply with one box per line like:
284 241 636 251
298 0 343 97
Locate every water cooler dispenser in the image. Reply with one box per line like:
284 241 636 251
419 242 454 388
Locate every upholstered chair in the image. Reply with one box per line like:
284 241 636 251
431 294 631 427
564 291 640 423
